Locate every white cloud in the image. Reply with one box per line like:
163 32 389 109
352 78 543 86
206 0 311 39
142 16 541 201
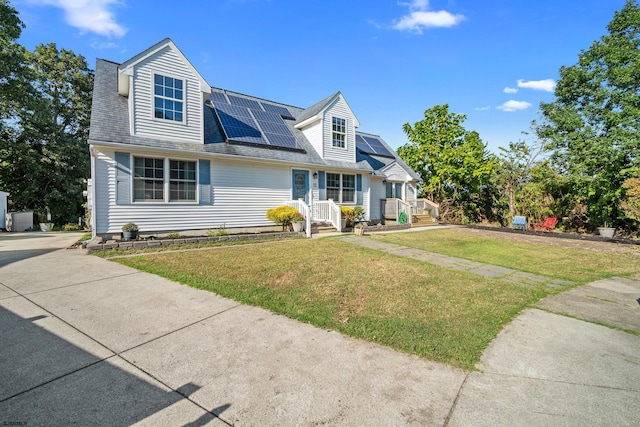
392 0 465 34
28 0 126 37
89 40 119 49
497 100 532 112
517 79 556 92
475 106 491 111
503 87 518 94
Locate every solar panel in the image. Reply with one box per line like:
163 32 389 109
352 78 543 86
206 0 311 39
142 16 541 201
227 94 262 111
252 109 301 150
214 104 266 145
356 134 374 153
361 135 395 158
261 102 295 120
209 90 228 104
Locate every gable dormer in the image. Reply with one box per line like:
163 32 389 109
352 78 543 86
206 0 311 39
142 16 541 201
295 92 360 162
117 39 210 144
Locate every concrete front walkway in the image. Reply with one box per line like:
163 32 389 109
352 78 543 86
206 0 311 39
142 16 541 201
1 232 639 426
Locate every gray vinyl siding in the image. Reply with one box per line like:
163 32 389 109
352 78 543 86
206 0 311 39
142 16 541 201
323 97 356 163
132 46 202 143
93 148 291 234
384 163 412 182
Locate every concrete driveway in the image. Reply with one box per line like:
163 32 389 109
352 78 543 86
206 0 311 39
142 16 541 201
1 232 639 426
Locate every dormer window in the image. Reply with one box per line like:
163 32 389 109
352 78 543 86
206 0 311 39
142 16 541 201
332 117 346 148
154 74 184 122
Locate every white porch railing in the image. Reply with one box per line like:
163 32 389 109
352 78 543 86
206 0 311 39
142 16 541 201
285 199 312 237
313 199 342 232
381 198 413 225
408 198 440 218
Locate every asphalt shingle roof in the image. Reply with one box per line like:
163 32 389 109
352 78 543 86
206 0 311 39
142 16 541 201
89 58 417 179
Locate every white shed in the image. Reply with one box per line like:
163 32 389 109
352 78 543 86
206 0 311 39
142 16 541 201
0 191 8 230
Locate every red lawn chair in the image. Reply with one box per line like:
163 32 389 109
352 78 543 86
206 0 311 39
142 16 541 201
534 217 557 232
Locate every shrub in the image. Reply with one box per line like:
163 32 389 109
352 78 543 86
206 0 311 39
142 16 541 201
62 223 82 231
267 206 300 231
122 222 139 232
166 231 181 239
341 206 365 227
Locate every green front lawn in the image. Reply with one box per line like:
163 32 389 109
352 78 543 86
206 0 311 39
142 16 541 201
372 229 640 284
112 238 558 370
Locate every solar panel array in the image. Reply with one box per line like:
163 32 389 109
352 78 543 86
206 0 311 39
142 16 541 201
356 134 394 158
227 94 262 111
209 90 228 104
214 103 266 145
252 110 299 149
212 103 301 150
261 102 295 120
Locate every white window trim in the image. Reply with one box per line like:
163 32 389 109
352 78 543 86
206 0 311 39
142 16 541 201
326 172 356 204
331 117 347 149
151 71 187 125
132 155 199 204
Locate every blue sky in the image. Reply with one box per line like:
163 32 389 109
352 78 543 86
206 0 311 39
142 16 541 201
14 0 627 153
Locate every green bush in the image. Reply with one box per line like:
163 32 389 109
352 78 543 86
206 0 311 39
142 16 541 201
62 223 82 231
341 206 365 226
267 206 300 230
166 231 181 239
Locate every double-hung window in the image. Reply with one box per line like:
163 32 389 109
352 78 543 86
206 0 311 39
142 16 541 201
133 156 196 202
326 172 355 203
154 74 184 122
134 157 164 201
169 160 196 201
332 117 346 148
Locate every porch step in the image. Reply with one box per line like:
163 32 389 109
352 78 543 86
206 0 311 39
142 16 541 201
411 214 439 227
311 222 338 234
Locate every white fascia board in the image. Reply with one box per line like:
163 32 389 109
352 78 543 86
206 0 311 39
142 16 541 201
294 115 321 130
117 38 211 97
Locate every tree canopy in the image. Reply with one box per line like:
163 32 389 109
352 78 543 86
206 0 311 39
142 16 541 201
537 0 640 228
0 0 93 225
398 104 496 222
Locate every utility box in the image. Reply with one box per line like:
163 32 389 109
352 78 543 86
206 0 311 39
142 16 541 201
6 211 33 232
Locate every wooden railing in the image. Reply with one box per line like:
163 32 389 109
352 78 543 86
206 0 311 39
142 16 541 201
407 198 439 218
380 198 413 225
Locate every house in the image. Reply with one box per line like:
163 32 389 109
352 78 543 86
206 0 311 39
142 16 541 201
88 39 429 239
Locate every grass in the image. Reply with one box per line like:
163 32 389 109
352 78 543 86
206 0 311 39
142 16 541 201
112 238 553 370
371 229 640 284
108 229 640 370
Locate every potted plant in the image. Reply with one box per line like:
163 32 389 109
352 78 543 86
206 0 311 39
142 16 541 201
354 222 366 236
291 212 305 232
596 206 616 238
122 222 139 240
341 206 354 230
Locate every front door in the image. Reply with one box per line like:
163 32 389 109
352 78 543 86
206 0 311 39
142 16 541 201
292 170 309 203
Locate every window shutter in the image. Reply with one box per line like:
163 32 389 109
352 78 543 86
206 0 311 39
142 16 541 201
318 171 326 200
115 152 131 205
356 174 363 205
199 159 211 205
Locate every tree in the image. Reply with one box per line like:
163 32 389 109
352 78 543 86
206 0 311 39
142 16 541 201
537 0 640 229
0 5 94 226
0 0 27 118
621 169 640 226
494 133 548 221
398 104 496 222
